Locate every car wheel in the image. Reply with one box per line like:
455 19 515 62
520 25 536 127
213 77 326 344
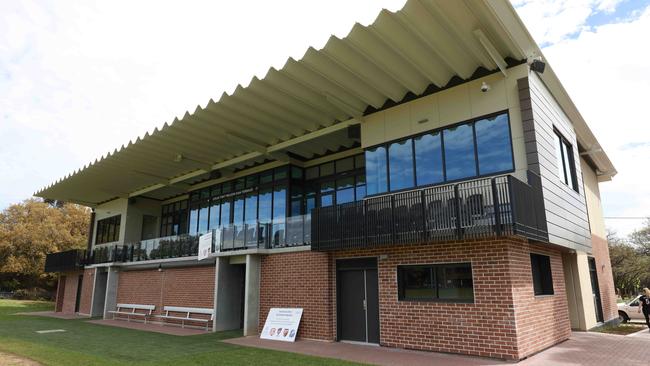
618 311 629 323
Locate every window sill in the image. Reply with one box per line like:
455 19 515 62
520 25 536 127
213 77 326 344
398 298 474 304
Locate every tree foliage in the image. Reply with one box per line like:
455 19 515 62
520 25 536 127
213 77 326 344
0 199 90 290
608 220 650 298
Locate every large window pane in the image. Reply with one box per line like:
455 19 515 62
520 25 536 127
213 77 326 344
365 146 388 195
399 266 435 300
414 132 444 185
220 200 231 225
198 203 209 233
398 263 474 302
232 197 244 225
273 185 286 220
188 204 199 235
208 200 220 229
475 114 513 175
388 139 415 191
258 188 273 223
436 264 474 300
244 192 258 223
444 124 477 181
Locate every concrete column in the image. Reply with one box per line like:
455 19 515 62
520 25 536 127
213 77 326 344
91 268 108 317
243 254 261 336
562 251 597 330
103 266 120 319
213 257 245 332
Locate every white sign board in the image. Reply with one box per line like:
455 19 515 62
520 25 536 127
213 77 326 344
260 308 303 342
198 232 212 261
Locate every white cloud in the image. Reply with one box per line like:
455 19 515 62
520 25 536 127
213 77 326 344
512 0 625 45
515 1 650 235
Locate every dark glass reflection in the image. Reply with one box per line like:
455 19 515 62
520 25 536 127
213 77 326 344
414 132 444 185
188 204 199 235
444 124 476 181
233 197 244 225
475 114 513 175
208 200 220 229
198 203 209 233
388 139 415 191
258 188 273 223
244 192 257 223
366 146 387 195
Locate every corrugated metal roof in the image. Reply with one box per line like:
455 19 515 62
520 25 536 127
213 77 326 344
35 0 616 206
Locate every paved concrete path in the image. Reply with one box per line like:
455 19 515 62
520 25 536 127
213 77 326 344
226 331 650 366
87 319 210 336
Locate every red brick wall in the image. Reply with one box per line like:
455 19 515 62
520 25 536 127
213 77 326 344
259 251 334 341
115 265 215 316
510 243 571 358
591 235 618 322
258 238 571 360
59 270 82 314
78 268 95 315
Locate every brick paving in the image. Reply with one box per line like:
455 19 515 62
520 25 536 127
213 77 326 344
226 331 650 366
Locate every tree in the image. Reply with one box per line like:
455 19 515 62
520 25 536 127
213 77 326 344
608 223 650 298
0 199 90 291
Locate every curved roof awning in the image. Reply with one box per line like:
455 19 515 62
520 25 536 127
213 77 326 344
35 0 616 206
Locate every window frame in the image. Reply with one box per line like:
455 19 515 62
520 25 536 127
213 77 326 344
95 215 121 245
554 129 579 193
364 110 515 198
397 262 475 303
530 253 554 296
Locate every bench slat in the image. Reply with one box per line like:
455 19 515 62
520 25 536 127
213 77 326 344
163 306 213 315
116 303 155 311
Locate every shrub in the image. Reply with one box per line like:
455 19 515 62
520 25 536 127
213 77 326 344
13 288 54 301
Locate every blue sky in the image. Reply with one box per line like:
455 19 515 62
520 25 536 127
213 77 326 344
1 0 649 236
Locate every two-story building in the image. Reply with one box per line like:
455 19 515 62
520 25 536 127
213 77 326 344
41 0 617 361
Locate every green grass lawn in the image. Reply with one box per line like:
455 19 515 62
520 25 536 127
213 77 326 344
0 300 362 366
592 323 646 335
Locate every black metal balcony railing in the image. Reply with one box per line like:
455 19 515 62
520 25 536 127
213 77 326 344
44 249 86 273
44 173 547 268
311 172 548 251
80 213 313 265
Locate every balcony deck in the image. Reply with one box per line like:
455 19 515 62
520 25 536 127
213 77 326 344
311 173 548 251
45 173 547 269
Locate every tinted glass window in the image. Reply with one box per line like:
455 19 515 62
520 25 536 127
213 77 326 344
399 266 434 300
335 157 354 173
414 132 444 185
208 200 220 228
398 263 474 302
436 264 473 300
388 139 415 191
198 203 209 233
273 185 286 220
320 162 334 177
443 124 476 181
530 254 554 295
244 192 257 223
188 204 199 235
475 114 513 175
366 146 388 195
220 200 231 225
258 188 273 223
232 197 244 225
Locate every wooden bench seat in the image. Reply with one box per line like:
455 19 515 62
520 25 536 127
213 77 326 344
151 306 214 331
107 303 155 323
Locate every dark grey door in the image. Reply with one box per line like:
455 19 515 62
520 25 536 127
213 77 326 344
74 275 83 313
337 258 379 344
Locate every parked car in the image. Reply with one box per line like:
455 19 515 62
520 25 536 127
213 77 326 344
618 295 645 322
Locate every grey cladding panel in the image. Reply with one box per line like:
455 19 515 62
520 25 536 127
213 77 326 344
522 74 591 251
